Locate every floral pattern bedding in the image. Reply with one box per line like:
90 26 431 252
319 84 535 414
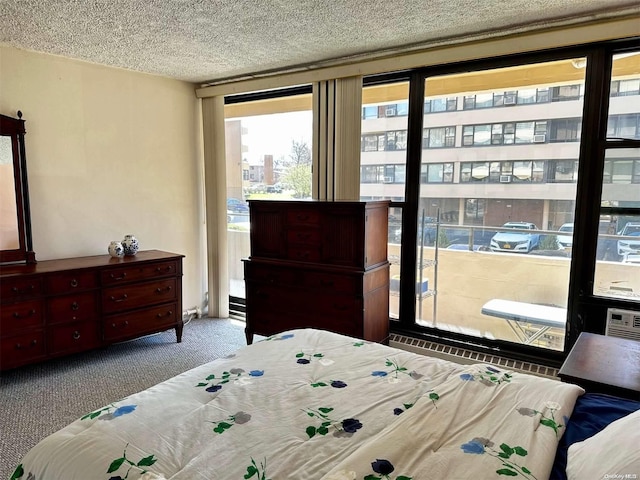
10 328 584 480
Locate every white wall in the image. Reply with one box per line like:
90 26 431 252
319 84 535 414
0 46 207 311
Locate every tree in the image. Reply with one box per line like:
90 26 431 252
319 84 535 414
283 164 312 199
288 139 311 166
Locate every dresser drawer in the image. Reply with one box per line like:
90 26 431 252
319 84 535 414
286 208 321 226
248 284 360 317
286 228 321 245
287 246 322 263
101 260 179 286
246 309 361 338
0 330 46 368
103 303 178 342
245 263 298 285
0 276 42 300
302 271 359 294
49 320 100 355
45 270 98 295
0 299 44 335
102 278 177 314
47 292 98 325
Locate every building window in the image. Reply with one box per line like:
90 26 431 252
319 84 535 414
551 84 582 102
423 126 456 148
421 163 454 183
550 118 581 142
607 113 640 140
425 97 457 113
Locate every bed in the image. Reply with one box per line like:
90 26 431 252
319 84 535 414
9 328 639 480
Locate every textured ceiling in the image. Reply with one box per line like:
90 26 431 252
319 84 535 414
1 0 638 85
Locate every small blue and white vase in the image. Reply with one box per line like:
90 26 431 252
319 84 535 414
122 234 139 256
108 241 125 258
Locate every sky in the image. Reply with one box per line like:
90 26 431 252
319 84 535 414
238 111 313 165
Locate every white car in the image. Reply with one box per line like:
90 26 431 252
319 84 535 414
617 222 640 257
490 222 541 253
557 222 574 249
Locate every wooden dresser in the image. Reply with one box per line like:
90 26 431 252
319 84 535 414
0 250 183 370
243 200 390 344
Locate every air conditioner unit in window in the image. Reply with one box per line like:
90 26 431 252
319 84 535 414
499 175 511 183
385 108 396 117
606 308 640 342
533 134 546 143
383 176 394 183
504 97 517 105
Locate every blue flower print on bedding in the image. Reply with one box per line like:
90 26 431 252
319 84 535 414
371 359 424 383
196 368 263 392
461 437 536 479
81 403 137 421
263 333 295 341
303 406 363 438
310 379 348 388
460 366 513 386
324 459 412 480
295 351 325 364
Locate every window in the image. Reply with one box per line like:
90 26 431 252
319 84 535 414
551 118 581 142
551 84 581 102
224 87 313 304
607 114 640 140
421 163 454 183
423 127 456 148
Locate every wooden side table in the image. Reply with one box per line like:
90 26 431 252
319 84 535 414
558 332 640 400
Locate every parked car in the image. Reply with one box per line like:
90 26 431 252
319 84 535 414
617 222 640 257
227 198 249 213
490 222 541 253
557 222 574 249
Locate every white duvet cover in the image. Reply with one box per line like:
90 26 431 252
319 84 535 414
11 328 583 480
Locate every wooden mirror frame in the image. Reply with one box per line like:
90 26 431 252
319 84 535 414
0 111 36 264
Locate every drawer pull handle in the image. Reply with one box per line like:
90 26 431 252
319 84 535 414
70 279 79 288
156 286 173 293
157 310 174 318
71 302 79 311
110 273 127 280
12 285 35 294
110 294 128 302
13 309 36 318
156 266 173 272
73 331 81 340
16 339 39 349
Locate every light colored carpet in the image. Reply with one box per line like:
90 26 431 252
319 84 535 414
0 317 250 480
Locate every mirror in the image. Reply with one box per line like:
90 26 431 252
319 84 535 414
0 111 36 264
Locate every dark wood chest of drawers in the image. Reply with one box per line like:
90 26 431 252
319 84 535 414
0 250 183 370
244 200 390 344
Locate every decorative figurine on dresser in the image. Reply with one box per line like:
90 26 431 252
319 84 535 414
0 112 185 370
243 200 391 344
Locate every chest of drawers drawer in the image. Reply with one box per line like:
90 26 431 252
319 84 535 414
49 320 100 355
1 329 46 369
1 276 42 300
102 278 177 314
45 270 98 295
0 299 44 335
103 303 178 342
101 260 179 286
47 291 98 325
